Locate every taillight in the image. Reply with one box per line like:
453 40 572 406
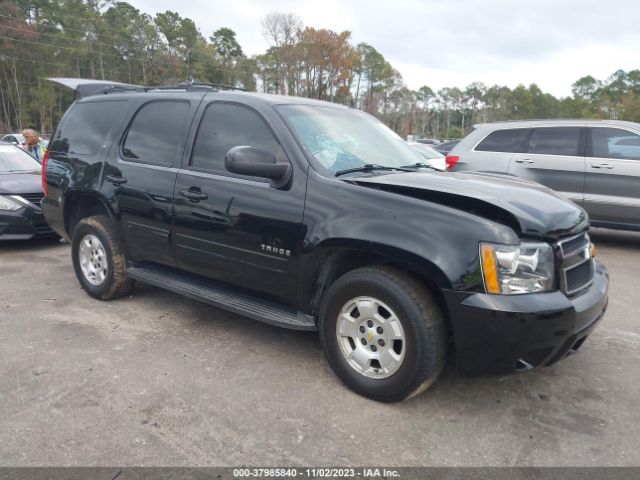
445 155 460 170
41 149 49 196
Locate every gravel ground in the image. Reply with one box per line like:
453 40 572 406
0 227 639 466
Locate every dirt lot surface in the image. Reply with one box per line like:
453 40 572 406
1 228 639 466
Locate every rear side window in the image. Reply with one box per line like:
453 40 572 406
191 103 279 174
122 100 191 166
527 127 581 156
590 128 640 160
475 129 529 153
50 100 127 155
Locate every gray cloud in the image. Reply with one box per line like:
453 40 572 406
352 1 638 66
127 0 640 96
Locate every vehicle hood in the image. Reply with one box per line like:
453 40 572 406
352 171 588 239
0 171 42 195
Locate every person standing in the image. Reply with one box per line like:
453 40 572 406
21 129 47 162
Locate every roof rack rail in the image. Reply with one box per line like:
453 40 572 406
142 82 247 93
188 82 247 92
98 85 146 95
142 84 211 93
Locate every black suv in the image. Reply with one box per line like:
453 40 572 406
43 84 609 402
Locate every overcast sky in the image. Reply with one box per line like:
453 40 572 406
128 0 640 98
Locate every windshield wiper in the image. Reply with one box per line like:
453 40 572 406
398 162 439 171
334 163 414 177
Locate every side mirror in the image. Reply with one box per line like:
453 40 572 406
225 146 291 188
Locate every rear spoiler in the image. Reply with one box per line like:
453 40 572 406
47 77 143 98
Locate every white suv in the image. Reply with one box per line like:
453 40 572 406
448 119 640 231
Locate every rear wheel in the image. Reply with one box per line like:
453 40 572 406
71 215 134 300
319 266 446 402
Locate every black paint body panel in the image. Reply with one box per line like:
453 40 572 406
0 171 53 240
0 207 53 240
42 90 609 376
443 262 608 375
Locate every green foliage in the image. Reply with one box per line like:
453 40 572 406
211 28 243 61
0 1 256 131
0 2 638 140
446 127 464 139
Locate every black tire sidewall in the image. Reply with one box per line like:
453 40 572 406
319 270 439 402
71 219 118 299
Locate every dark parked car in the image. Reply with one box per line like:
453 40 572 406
434 139 460 155
448 120 640 231
43 82 608 402
415 138 441 146
0 142 54 240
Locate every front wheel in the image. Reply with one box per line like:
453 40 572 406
71 215 135 300
319 266 446 402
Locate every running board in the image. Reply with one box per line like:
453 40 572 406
127 264 317 331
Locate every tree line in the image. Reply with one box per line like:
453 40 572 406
1 1 639 138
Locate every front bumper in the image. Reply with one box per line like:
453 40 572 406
0 208 55 240
443 261 609 376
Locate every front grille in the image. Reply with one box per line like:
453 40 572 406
558 234 588 257
16 193 43 207
566 258 594 293
556 233 594 296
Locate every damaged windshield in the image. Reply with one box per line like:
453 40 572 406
277 104 424 175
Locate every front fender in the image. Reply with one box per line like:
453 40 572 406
298 172 519 310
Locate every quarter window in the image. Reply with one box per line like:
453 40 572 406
590 128 640 160
191 103 280 174
527 127 581 156
50 100 127 155
475 129 529 153
122 101 190 166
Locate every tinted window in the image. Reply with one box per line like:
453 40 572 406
475 129 528 153
122 101 190 166
50 100 127 155
590 128 640 160
192 103 279 173
527 127 581 156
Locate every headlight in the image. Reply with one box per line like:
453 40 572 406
0 195 22 211
480 241 555 294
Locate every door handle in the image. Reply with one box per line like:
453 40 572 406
179 188 208 201
514 159 534 164
591 163 613 169
105 175 127 185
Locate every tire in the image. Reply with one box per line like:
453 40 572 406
71 215 135 300
319 266 446 402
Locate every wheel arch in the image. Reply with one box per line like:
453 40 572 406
63 191 115 238
302 239 453 320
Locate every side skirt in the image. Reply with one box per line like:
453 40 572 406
127 263 317 331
